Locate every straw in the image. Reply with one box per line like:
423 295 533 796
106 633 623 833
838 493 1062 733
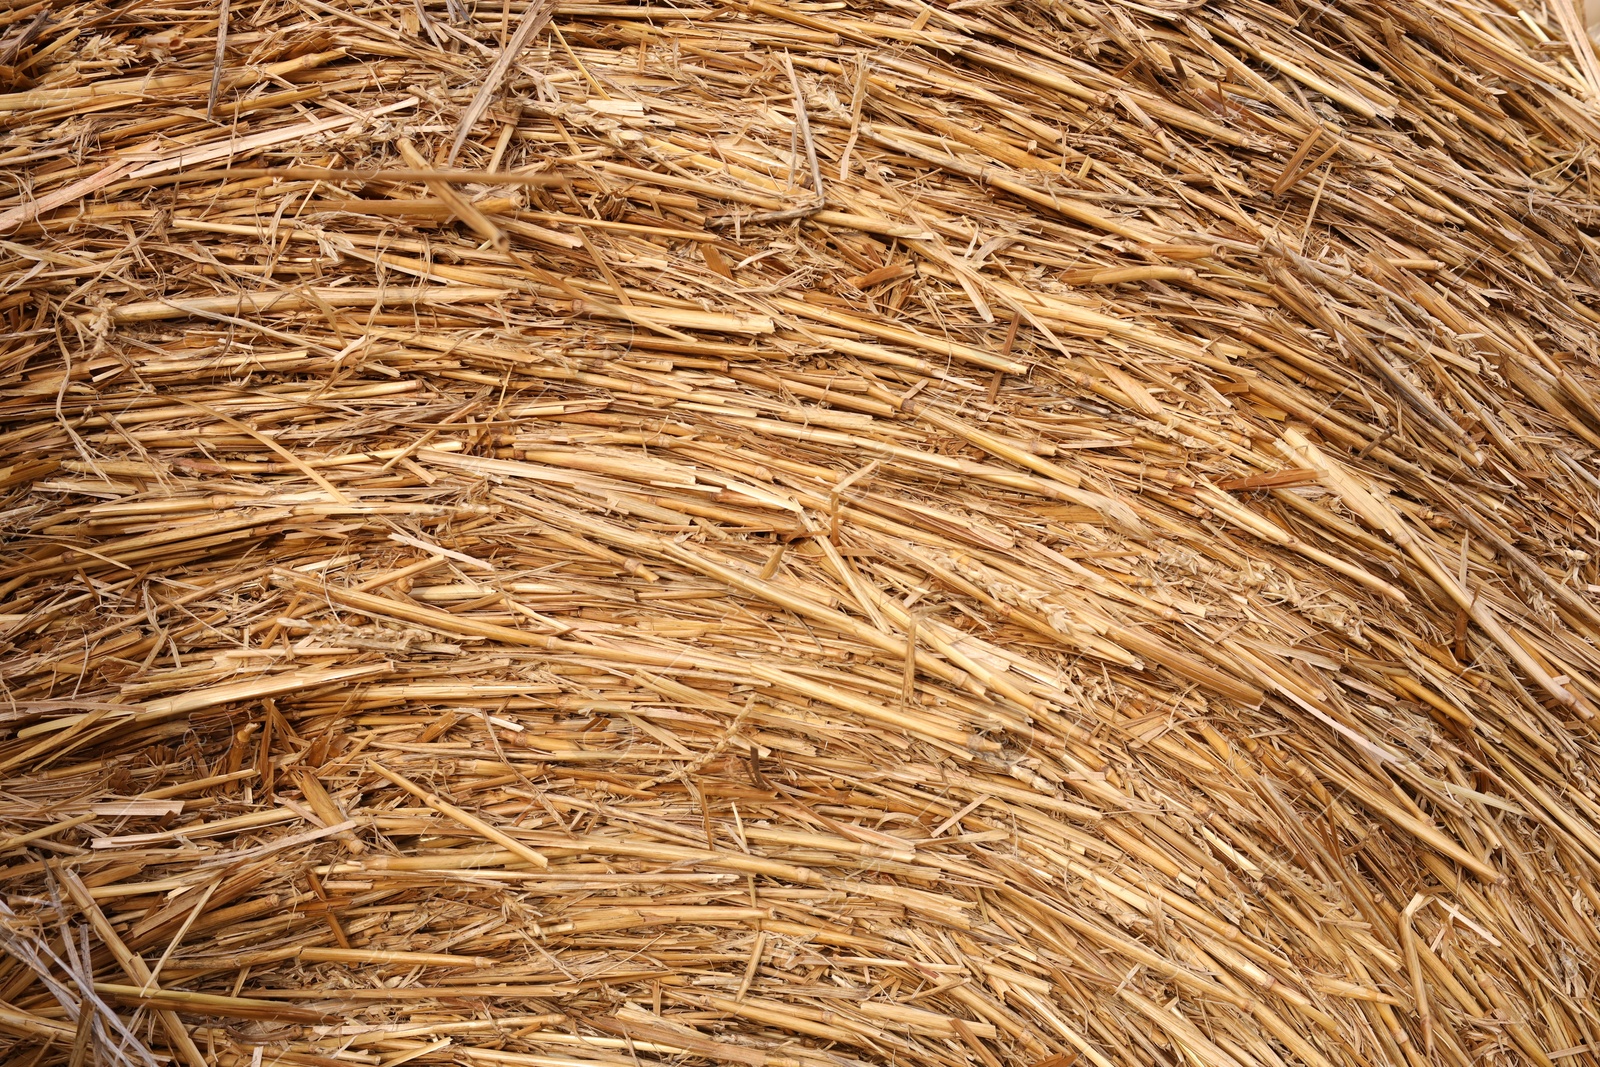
3 0 1600 1065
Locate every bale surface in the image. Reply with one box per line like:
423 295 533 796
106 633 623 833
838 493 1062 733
3 1 1600 1065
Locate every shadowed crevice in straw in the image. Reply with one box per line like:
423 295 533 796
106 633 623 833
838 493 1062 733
2 0 1600 1065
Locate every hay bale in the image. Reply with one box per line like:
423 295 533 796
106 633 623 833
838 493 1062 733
2 1 1599 1065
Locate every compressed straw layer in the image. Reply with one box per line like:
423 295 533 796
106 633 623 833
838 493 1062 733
2 1 1600 1065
